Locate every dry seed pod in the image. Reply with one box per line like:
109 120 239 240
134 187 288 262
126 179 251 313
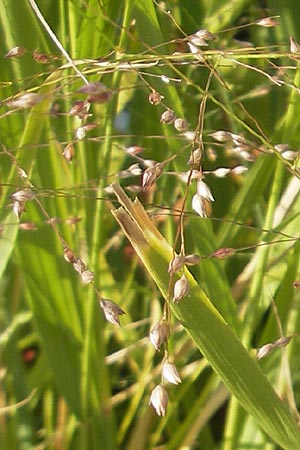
119 163 142 179
75 126 86 140
256 343 274 360
212 167 231 178
149 321 170 350
184 254 200 265
5 46 25 58
281 150 298 161
290 36 300 54
256 17 279 27
188 149 201 166
162 360 181 385
174 118 188 131
69 100 87 117
19 222 37 230
149 91 163 105
192 194 207 218
17 168 29 179
274 144 289 152
149 384 168 416
99 298 125 326
231 166 248 175
63 247 76 263
81 269 94 284
12 188 34 202
211 247 236 259
82 123 97 132
209 130 232 142
13 201 25 218
168 255 185 274
62 143 75 163
196 179 215 202
88 91 112 103
124 145 144 156
192 29 216 44
273 336 292 348
73 257 86 274
160 109 176 124
65 216 82 225
184 131 197 141
77 82 108 95
7 93 44 109
142 163 163 189
33 50 51 63
173 274 189 303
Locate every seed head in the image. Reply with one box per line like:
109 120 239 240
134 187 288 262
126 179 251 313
13 201 25 218
290 36 300 54
62 143 75 163
208 130 232 142
75 126 86 140
19 222 37 230
256 343 274 360
173 274 190 303
5 46 25 58
162 360 181 385
256 17 279 28
63 247 76 264
196 179 214 202
189 29 216 47
174 118 188 131
184 254 200 265
33 50 51 63
99 298 125 326
73 257 86 274
81 269 94 284
11 188 34 202
124 145 144 156
149 321 170 350
211 247 236 259
88 91 112 103
160 109 176 124
281 150 298 161
142 163 163 189
231 166 248 175
188 149 201 166
69 101 88 118
18 168 28 179
7 93 44 109
212 167 231 178
192 194 207 217
273 336 292 349
149 91 163 105
119 163 142 179
168 255 185 274
149 384 168 416
77 82 108 95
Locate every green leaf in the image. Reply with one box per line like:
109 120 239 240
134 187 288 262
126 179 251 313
112 184 300 450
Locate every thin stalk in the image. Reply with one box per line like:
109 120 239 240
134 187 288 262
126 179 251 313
28 0 88 84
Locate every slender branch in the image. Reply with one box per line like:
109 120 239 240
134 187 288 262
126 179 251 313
28 0 89 84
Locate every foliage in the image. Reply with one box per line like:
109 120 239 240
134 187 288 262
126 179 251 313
1 1 300 449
